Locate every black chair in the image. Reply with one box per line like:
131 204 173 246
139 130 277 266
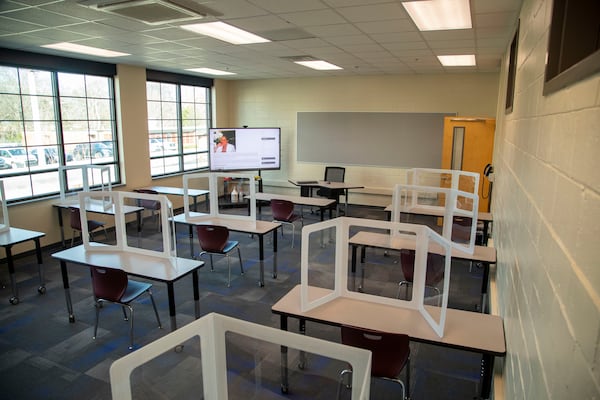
337 325 410 399
196 225 244 287
91 266 162 350
317 166 346 214
69 207 107 247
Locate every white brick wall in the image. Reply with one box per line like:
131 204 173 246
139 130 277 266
494 0 600 398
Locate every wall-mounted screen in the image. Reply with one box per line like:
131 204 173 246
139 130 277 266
209 127 281 172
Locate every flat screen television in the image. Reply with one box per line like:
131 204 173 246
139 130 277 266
209 127 281 172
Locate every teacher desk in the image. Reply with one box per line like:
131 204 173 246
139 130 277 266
288 179 364 216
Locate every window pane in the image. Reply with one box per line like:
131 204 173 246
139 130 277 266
61 97 89 120
19 69 53 95
161 101 177 117
146 81 161 101
160 83 176 101
87 98 112 120
0 94 23 120
147 101 162 119
22 95 55 120
0 66 19 93
24 121 57 146
0 121 24 143
181 85 194 102
58 72 86 96
86 75 110 98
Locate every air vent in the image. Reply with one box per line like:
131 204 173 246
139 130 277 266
78 0 211 25
280 55 318 62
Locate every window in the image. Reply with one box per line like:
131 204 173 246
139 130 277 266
505 23 519 113
0 63 119 202
544 0 600 95
146 72 212 177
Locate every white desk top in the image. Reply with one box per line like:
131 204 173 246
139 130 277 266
171 212 280 235
288 179 364 190
52 244 203 282
144 186 209 197
250 192 335 208
385 204 493 222
272 285 505 356
349 231 496 263
52 200 143 215
0 227 45 246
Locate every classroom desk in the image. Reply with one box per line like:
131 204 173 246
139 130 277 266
141 186 210 212
171 212 281 287
288 179 364 216
272 285 505 399
51 244 204 331
0 227 46 304
52 201 144 248
246 192 336 221
348 230 497 312
384 204 493 245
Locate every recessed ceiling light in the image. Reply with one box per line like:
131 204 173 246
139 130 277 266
186 68 236 76
41 42 130 57
437 55 476 66
294 60 342 70
402 0 472 31
181 22 270 45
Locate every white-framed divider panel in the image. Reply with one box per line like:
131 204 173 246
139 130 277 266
58 164 112 201
109 312 371 400
183 171 257 223
391 183 479 254
300 217 452 338
78 191 177 262
407 168 480 197
0 180 9 233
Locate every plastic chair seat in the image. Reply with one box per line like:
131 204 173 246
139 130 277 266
196 225 244 287
271 199 303 248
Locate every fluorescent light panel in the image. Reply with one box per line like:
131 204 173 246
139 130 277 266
186 68 236 76
294 60 342 70
402 0 472 31
437 55 476 66
42 42 129 57
181 21 270 45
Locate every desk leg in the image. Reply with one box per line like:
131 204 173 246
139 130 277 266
188 225 194 258
480 354 494 399
57 207 66 248
34 238 46 294
193 269 200 319
5 246 19 305
273 230 278 279
167 282 177 331
258 235 265 287
280 315 289 393
60 260 75 322
480 262 490 313
344 189 349 216
482 221 490 245
298 318 306 368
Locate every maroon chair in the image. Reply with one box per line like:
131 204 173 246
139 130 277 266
196 225 243 287
69 207 107 247
91 267 161 350
270 199 302 248
398 249 445 305
337 325 410 399
133 189 161 231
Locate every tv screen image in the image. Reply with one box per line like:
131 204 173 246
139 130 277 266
209 127 281 172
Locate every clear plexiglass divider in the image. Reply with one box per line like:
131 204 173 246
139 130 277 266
300 217 452 338
109 312 372 400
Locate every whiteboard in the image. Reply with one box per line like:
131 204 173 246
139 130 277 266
297 112 454 168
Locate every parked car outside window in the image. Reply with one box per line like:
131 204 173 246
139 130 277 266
72 143 113 160
0 147 38 168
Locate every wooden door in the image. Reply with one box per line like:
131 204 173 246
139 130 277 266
441 117 495 212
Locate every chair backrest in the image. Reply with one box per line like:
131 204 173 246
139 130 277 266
133 189 161 210
271 199 295 221
69 207 82 231
196 225 229 253
341 325 410 379
400 249 445 285
91 267 128 302
324 166 345 183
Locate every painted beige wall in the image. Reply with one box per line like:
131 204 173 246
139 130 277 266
222 73 500 206
493 0 600 398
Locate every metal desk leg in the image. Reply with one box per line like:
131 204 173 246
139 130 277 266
480 353 494 399
480 262 490 313
167 282 177 331
60 260 75 322
258 235 265 287
193 269 200 319
272 230 278 279
280 315 289 393
188 225 194 258
6 246 19 305
57 207 66 248
34 238 46 295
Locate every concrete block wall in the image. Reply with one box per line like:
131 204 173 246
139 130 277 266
493 0 600 398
